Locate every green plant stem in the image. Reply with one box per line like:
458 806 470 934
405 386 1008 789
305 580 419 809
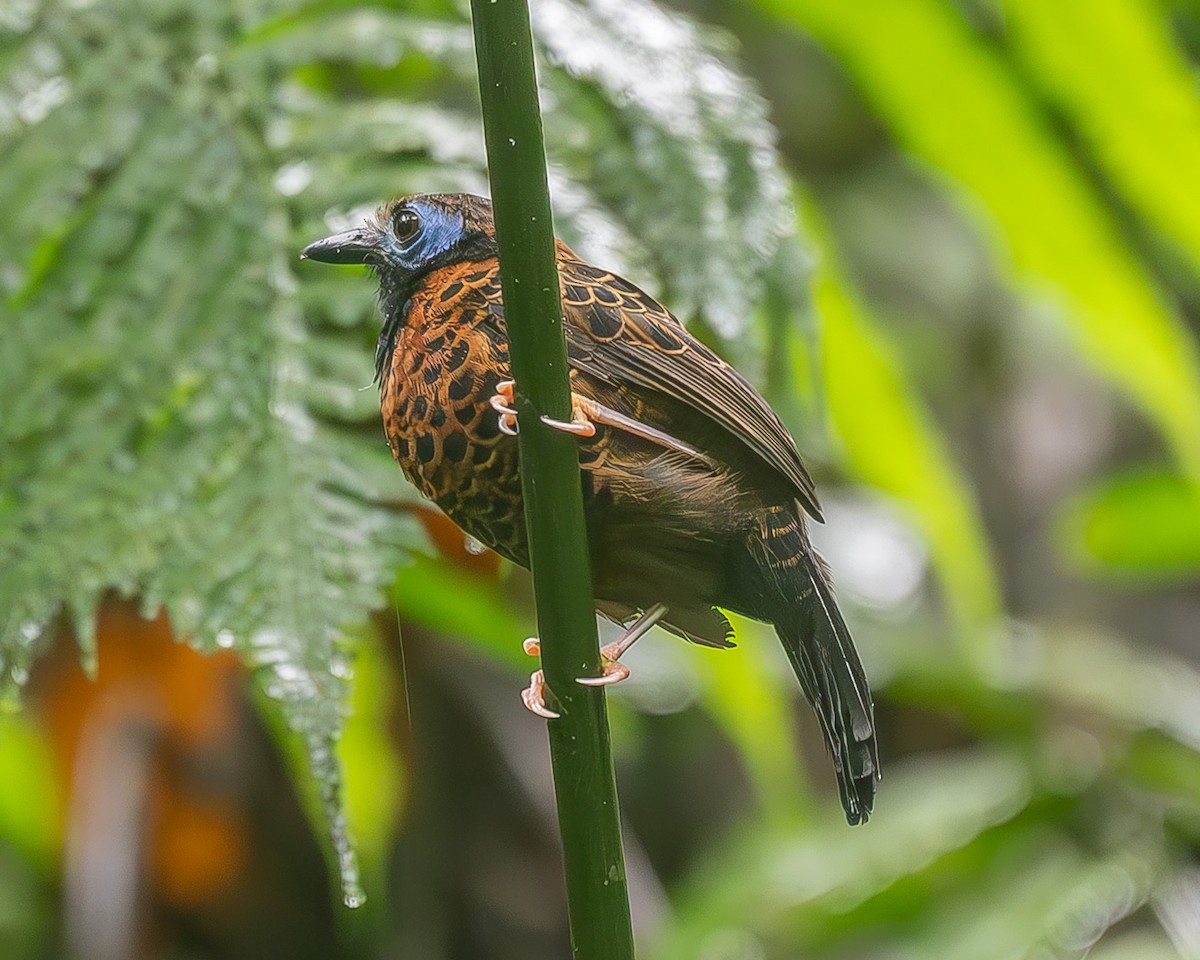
468 1 636 957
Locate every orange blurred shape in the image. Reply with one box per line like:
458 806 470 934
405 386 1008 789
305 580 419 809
31 597 247 910
414 504 503 576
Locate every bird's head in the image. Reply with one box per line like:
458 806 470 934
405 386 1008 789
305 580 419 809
301 193 497 277
302 194 499 380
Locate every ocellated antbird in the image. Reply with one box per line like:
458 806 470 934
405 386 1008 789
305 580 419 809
302 193 879 824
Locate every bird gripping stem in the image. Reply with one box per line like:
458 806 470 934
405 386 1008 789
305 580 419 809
468 0 637 956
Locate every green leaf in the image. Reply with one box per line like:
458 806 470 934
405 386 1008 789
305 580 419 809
0 713 58 871
654 750 1033 960
692 614 810 824
1056 468 1200 581
757 0 1200 478
1006 0 1200 279
1090 931 1187 960
390 554 531 668
338 628 406 893
803 196 1002 646
908 847 1156 960
0 1 421 900
535 0 808 366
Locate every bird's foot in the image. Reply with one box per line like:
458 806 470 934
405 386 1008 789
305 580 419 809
518 604 669 717
520 638 559 719
540 406 597 438
575 641 632 687
577 603 667 685
518 636 626 717
489 378 598 439
490 379 519 436
521 670 560 719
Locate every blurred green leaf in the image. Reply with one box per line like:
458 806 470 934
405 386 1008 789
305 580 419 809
1090 931 1186 960
0 715 58 871
1124 731 1200 817
1007 0 1200 279
804 196 1002 648
692 614 809 824
338 628 405 894
391 554 531 669
1056 469 1200 581
759 0 1200 478
654 750 1032 960
901 619 1200 759
907 846 1155 960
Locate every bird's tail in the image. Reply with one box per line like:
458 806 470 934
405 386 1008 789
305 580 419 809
748 506 879 824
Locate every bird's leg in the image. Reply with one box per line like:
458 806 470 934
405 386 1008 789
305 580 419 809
520 604 669 718
577 603 668 686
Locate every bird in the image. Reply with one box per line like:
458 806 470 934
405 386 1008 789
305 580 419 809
301 193 879 824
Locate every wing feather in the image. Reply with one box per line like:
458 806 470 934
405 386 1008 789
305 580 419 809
557 258 823 521
474 254 823 520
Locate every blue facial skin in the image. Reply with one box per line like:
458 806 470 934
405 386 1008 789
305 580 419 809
386 200 467 273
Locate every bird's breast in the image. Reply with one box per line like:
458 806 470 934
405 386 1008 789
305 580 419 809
379 265 527 563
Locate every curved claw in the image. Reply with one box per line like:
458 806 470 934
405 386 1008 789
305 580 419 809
490 381 519 435
574 605 667 688
522 670 560 719
577 661 631 687
488 394 517 417
541 413 596 438
522 637 541 657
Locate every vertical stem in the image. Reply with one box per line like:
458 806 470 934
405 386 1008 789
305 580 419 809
468 2 636 958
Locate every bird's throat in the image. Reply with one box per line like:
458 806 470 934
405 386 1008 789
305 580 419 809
374 270 418 383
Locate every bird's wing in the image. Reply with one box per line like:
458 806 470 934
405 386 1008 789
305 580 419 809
555 257 823 521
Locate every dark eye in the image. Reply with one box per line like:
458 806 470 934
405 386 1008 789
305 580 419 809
393 208 420 243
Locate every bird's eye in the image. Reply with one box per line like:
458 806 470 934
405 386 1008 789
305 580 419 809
393 208 420 243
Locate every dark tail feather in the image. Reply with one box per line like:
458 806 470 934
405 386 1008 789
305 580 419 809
751 509 879 824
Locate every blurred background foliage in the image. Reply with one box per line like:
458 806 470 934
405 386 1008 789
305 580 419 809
3 0 1200 957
